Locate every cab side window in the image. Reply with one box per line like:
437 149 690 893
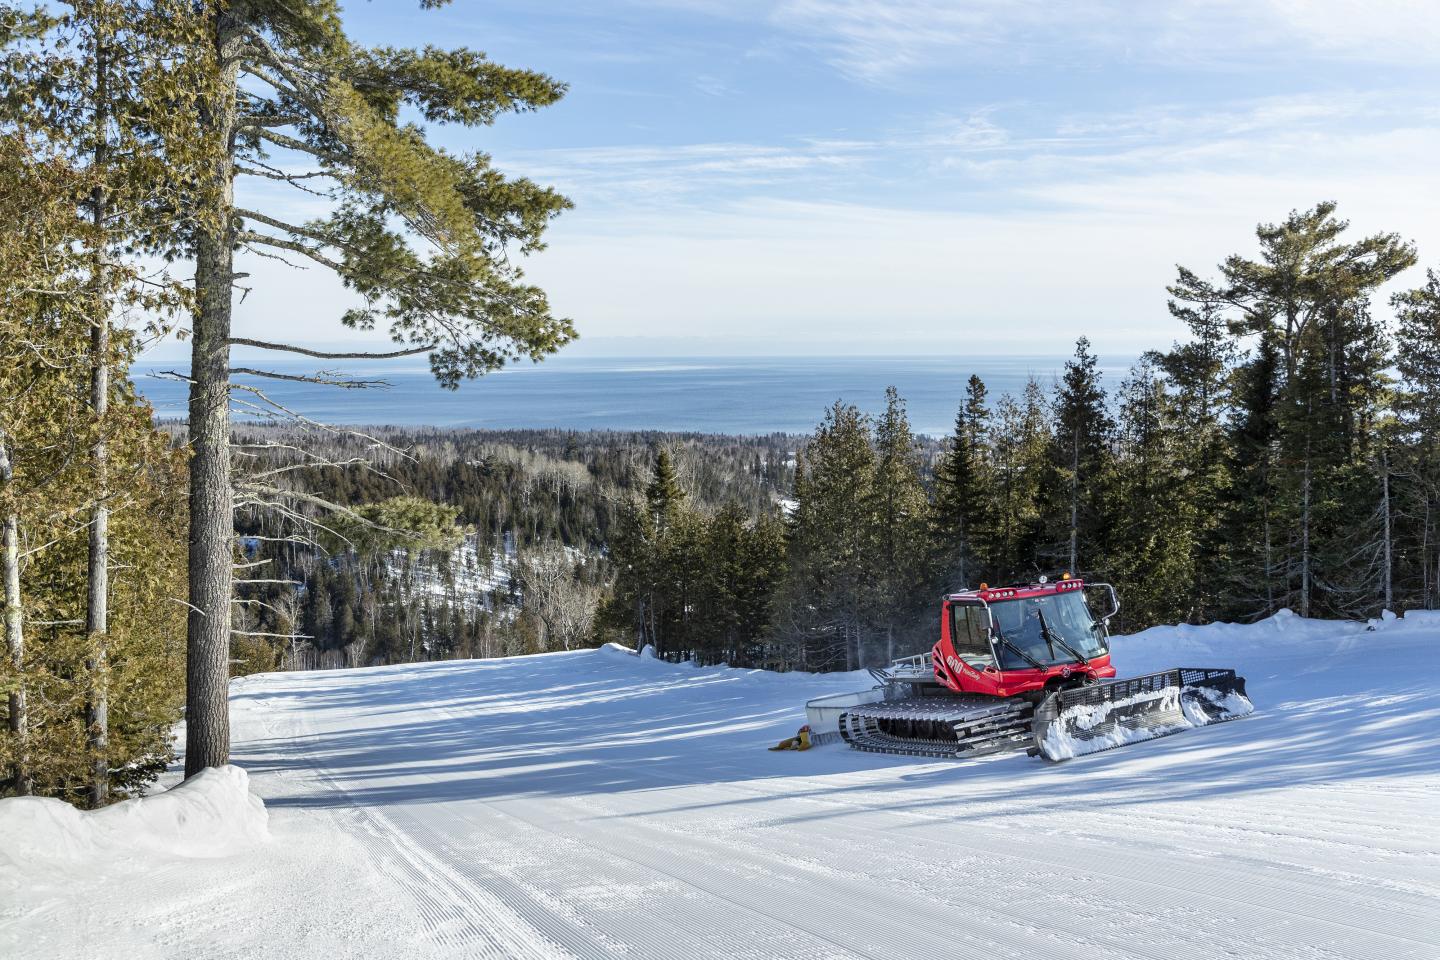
951 604 994 666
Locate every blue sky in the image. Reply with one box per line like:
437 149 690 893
207 0 1440 358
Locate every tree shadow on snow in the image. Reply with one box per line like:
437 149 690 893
233 648 1440 818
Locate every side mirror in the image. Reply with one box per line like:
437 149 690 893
1085 582 1120 622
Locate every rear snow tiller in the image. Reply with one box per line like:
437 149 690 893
804 578 1253 762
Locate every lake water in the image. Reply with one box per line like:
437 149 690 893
133 355 1136 437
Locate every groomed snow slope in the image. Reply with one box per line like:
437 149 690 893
5 611 1439 960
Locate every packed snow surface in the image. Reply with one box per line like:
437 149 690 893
5 610 1438 959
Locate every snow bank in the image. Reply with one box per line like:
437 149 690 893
1109 608 1440 679
1114 607 1325 657
0 765 268 866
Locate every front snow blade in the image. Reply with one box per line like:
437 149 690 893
1032 668 1253 762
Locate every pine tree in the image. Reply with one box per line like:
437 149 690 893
1170 202 1415 383
180 1 574 774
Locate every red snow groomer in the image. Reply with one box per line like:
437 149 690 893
808 576 1253 761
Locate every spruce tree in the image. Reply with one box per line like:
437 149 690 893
1392 270 1440 607
1217 332 1283 617
645 448 685 532
1156 299 1234 617
782 402 879 669
0 133 188 802
598 502 661 651
932 375 991 589
1276 296 1392 616
4 0 211 803
989 381 1050 580
1110 359 1195 626
871 387 929 661
1044 338 1113 575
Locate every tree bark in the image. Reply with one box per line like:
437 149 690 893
185 7 244 778
0 426 30 795
1069 425 1079 573
85 37 111 807
1300 453 1312 619
1381 448 1393 611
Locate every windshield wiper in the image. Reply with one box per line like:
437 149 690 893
1037 609 1088 664
994 633 1046 670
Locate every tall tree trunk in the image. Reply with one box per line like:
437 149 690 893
1069 426 1079 573
1424 497 1434 609
1263 509 1274 614
1381 448 1393 612
1422 498 1430 609
185 8 243 778
0 426 30 796
85 37 111 807
1300 454 1312 619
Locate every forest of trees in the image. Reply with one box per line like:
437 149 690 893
214 426 794 672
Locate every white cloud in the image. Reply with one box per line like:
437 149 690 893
769 0 1440 80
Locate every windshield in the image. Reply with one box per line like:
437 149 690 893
990 591 1107 669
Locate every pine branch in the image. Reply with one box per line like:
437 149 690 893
251 127 345 164
237 230 342 272
232 630 313 639
228 337 438 360
231 366 390 389
227 382 415 461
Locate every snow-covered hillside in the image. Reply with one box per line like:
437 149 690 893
4 612 1438 959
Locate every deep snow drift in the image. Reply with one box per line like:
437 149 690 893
3 611 1438 959
0 764 267 863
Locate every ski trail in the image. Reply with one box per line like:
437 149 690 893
19 617 1432 960
264 696 578 959
241 652 1437 960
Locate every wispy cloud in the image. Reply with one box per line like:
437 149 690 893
496 140 878 206
768 0 1440 81
498 90 1436 211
